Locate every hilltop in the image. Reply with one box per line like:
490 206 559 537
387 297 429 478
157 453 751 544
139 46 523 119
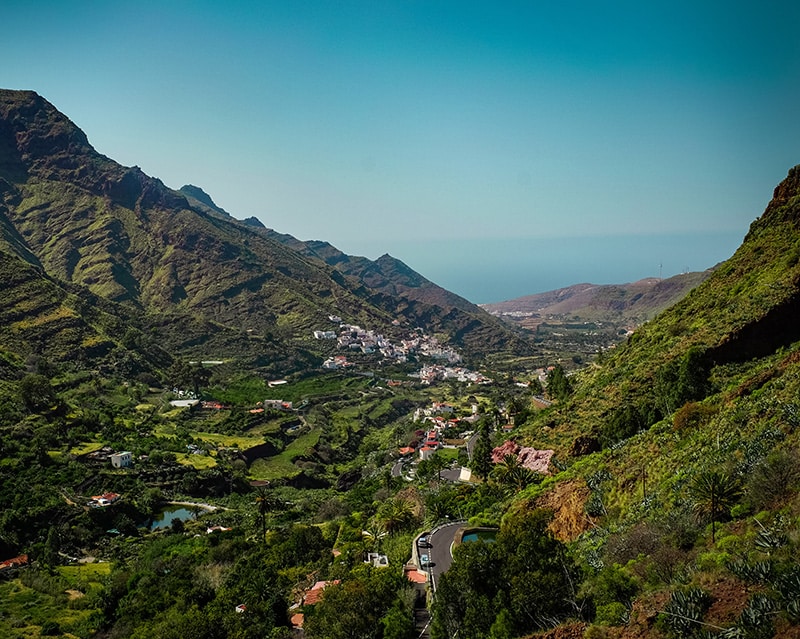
481 271 712 322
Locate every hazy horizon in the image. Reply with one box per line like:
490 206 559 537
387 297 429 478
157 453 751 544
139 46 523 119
341 230 745 304
4 1 798 269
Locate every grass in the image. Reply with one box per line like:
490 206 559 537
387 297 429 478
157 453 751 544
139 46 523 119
188 430 265 449
174 452 218 469
69 442 103 456
436 447 461 462
248 429 322 480
0 563 109 639
246 419 284 436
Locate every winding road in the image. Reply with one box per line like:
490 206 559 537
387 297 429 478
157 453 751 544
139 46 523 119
420 521 466 592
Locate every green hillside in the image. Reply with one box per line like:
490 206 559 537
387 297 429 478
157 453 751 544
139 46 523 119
494 165 800 638
0 89 532 374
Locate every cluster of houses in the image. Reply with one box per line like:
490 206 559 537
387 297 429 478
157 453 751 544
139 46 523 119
86 448 133 468
313 316 462 368
413 364 492 385
263 399 294 411
395 402 480 461
321 354 355 370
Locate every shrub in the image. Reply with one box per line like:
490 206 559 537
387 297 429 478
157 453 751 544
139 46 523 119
735 593 776 639
745 449 800 510
600 404 645 448
672 402 718 432
594 602 629 626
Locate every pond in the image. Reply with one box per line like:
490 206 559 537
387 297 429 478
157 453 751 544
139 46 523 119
461 529 497 543
142 505 198 531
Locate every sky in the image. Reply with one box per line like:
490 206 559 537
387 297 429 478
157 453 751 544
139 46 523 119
3 1 799 302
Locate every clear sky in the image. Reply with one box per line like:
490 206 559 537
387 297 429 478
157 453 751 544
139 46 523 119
3 1 799 302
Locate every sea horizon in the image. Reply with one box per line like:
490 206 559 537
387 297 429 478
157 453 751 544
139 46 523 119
341 231 747 305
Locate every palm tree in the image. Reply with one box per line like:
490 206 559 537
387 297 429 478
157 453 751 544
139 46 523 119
252 482 277 540
377 498 414 534
363 519 388 552
690 470 741 542
492 454 537 492
431 453 449 482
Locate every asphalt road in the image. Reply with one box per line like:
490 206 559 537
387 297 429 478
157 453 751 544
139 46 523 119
422 521 467 591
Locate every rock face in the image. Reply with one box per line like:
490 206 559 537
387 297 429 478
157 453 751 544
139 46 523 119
491 440 554 473
0 89 535 370
517 447 554 473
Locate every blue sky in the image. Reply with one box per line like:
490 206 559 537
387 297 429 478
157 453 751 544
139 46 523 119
3 1 799 301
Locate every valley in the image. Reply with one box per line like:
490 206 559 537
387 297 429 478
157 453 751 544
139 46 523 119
1 89 800 639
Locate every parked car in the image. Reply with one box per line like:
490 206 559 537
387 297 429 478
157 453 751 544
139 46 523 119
418 536 432 548
420 554 433 568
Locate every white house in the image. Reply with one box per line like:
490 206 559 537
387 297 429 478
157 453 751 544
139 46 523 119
110 452 132 468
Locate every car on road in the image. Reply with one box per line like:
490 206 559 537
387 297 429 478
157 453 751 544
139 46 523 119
419 554 434 569
417 536 432 548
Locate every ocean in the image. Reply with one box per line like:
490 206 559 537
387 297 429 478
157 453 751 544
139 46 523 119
344 231 747 305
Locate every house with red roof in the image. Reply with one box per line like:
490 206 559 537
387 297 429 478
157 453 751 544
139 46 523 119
302 580 340 606
0 554 28 571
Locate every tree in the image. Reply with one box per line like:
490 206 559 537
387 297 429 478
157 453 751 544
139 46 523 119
377 498 415 535
381 599 415 639
690 470 742 542
305 568 405 639
470 419 493 479
42 527 60 570
600 404 645 447
363 519 388 552
432 508 578 639
430 453 449 482
656 347 713 416
431 539 502 639
19 373 57 413
254 484 276 540
546 365 572 402
497 508 576 631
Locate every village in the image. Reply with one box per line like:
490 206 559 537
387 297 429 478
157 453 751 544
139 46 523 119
315 316 462 370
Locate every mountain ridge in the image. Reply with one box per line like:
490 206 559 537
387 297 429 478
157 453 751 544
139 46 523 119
481 271 713 323
0 89 532 373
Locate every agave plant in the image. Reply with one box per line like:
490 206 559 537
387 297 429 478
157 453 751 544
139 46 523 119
662 587 712 635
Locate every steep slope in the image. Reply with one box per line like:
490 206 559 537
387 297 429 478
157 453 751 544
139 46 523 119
510 166 800 637
0 229 171 379
523 165 800 454
0 89 533 368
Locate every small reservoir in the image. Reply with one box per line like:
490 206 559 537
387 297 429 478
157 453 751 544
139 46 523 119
461 529 497 543
144 505 198 531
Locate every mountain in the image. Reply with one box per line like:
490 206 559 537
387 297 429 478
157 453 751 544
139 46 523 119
0 89 533 374
481 271 712 322
177 184 232 217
